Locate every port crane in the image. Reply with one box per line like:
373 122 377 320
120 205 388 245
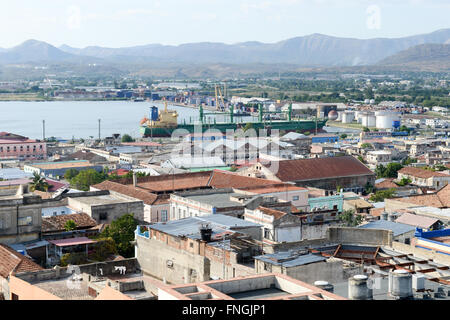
214 84 226 111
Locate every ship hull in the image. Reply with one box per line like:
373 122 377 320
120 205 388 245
140 120 327 137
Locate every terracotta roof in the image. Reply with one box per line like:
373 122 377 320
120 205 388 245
345 199 374 209
369 207 385 217
264 156 374 182
375 178 398 189
0 244 43 278
257 206 287 220
65 150 106 161
398 167 449 179
395 212 438 229
395 194 446 208
92 180 159 205
209 170 281 189
437 184 450 207
235 184 306 194
42 213 98 233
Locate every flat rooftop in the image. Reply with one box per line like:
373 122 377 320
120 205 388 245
179 191 247 208
70 194 140 206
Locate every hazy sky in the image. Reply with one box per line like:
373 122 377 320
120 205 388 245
0 0 449 48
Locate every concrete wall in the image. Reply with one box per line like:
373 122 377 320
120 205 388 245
136 235 210 285
326 227 393 246
9 275 61 300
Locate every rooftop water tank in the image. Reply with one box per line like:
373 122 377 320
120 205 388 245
389 270 413 299
314 280 334 293
348 275 373 300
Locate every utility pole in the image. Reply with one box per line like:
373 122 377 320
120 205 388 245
42 120 45 141
223 233 226 280
98 119 101 141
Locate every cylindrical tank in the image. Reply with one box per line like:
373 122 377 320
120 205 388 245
342 111 355 123
389 270 412 299
337 111 344 121
381 212 388 220
348 275 373 300
361 113 376 127
376 112 401 129
314 280 334 293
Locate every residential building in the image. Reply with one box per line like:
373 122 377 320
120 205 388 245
24 160 103 179
0 132 47 161
397 167 450 190
241 156 375 194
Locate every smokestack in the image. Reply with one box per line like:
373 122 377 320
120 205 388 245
132 171 137 188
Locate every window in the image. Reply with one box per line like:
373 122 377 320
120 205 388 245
293 196 299 201
99 212 108 221
264 228 271 239
18 216 33 226
161 210 168 222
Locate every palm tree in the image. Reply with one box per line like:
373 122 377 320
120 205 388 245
29 172 50 192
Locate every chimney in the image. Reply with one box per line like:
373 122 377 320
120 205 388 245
133 171 137 188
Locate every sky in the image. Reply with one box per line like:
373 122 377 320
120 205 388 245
0 0 449 48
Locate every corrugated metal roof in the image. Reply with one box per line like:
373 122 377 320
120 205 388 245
358 220 416 236
150 214 261 238
254 252 326 267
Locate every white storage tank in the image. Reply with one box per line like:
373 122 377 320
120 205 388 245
389 270 413 299
362 114 376 127
314 280 334 293
376 112 401 129
337 111 344 121
342 111 355 123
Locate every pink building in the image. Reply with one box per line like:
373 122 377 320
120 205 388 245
0 132 47 161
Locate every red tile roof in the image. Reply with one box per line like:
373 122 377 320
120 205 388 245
264 156 374 182
395 212 438 229
0 244 43 278
92 180 159 205
398 167 449 179
209 170 281 189
42 213 98 233
257 206 287 220
375 178 398 189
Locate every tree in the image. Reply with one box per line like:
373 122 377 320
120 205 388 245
243 123 254 132
363 127 370 132
360 143 373 149
357 155 366 164
121 134 135 143
340 134 347 139
375 163 403 178
69 169 108 191
64 220 77 231
29 172 51 192
369 188 397 202
396 177 411 186
99 214 138 258
339 209 364 227
64 168 79 180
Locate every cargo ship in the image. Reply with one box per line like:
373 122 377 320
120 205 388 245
139 101 327 137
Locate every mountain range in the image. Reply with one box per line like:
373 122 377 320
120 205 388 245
0 29 449 73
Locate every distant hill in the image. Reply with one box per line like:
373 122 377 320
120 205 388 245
0 29 449 73
378 43 450 71
58 29 450 66
0 40 100 64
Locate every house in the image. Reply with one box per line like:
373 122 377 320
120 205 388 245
135 215 262 283
343 198 374 214
366 150 392 168
241 156 375 194
24 160 103 179
0 243 43 299
397 167 450 190
41 213 99 239
244 207 303 244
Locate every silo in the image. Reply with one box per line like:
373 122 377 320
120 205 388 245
348 275 373 300
342 111 355 123
389 270 413 299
